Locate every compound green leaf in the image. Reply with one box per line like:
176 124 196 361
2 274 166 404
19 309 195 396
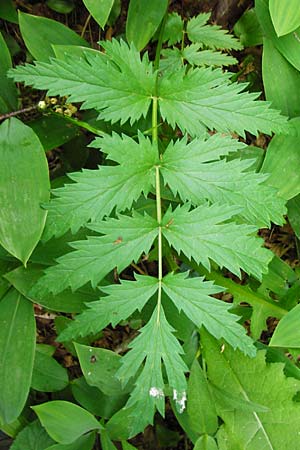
126 0 168 50
162 12 183 45
262 37 300 117
160 134 286 227
0 289 36 424
10 39 156 124
83 0 114 28
270 303 300 348
19 11 88 61
261 118 300 200
32 401 101 444
183 45 237 66
163 273 256 357
194 265 287 340
202 332 300 450
10 420 54 450
31 212 158 294
187 13 242 50
58 275 158 341
270 0 300 37
158 66 288 137
0 118 50 264
161 46 237 71
162 204 271 280
0 31 18 113
43 133 158 240
117 305 188 424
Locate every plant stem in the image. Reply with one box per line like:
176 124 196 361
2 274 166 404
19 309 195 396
153 7 169 322
153 95 163 322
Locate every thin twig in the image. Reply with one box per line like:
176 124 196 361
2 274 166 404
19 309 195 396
131 262 146 275
81 13 91 38
0 105 37 122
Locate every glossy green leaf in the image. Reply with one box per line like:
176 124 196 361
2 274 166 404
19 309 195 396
32 401 101 444
10 420 54 450
122 442 138 450
83 0 114 28
52 44 100 60
75 344 125 396
31 346 69 392
0 118 50 264
100 431 118 450
256 0 300 72
0 31 18 113
262 37 300 117
203 332 300 449
0 289 36 424
194 435 218 450
234 9 263 47
29 115 80 152
45 433 95 450
288 194 300 239
19 11 88 62
270 303 300 348
270 0 300 37
0 260 13 300
46 0 75 14
5 264 99 313
0 0 18 23
126 0 168 50
187 359 218 435
71 377 127 418
261 117 300 200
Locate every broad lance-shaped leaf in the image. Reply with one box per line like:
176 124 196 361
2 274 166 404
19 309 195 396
187 13 242 50
9 39 156 125
201 332 300 450
162 272 256 357
160 134 286 227
117 305 188 426
158 66 288 137
43 133 158 240
161 203 271 280
31 212 158 295
57 275 159 341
